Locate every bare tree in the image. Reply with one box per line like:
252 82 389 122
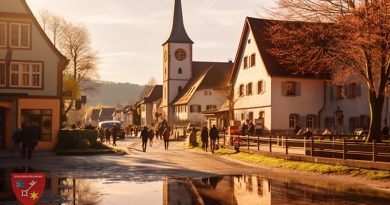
267 0 390 142
39 11 100 117
139 77 158 99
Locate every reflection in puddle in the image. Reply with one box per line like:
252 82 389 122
0 168 389 205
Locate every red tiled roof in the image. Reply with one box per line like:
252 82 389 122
230 17 329 84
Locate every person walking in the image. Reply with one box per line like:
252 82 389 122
149 128 155 147
98 127 105 143
140 126 149 152
111 126 118 146
104 128 111 144
201 126 209 152
12 127 22 156
163 127 170 150
209 125 219 153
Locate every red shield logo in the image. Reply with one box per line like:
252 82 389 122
11 173 46 205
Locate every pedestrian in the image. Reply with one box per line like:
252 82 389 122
248 121 255 136
304 128 313 139
201 126 209 152
12 127 22 156
140 126 149 152
104 127 111 144
149 128 155 147
111 126 118 146
209 125 219 153
21 121 39 159
163 127 170 150
98 127 105 143
241 121 248 136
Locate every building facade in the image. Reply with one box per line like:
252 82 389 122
0 0 67 151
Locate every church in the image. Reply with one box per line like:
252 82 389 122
161 0 233 126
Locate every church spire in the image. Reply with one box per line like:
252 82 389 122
163 0 193 45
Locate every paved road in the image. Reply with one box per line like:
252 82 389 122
1 136 390 196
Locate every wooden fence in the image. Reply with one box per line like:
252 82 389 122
216 133 390 163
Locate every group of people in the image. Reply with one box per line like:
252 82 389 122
200 125 219 153
240 120 255 136
98 126 119 146
140 125 171 152
12 121 40 159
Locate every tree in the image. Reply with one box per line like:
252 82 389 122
139 77 158 99
267 0 390 142
38 11 99 118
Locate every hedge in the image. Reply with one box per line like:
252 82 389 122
57 129 98 150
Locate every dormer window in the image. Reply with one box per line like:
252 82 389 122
178 68 182 74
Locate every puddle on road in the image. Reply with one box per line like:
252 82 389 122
0 167 389 205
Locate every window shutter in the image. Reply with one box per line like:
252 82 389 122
356 83 361 97
263 81 266 94
344 84 349 98
281 82 287 96
295 82 301 96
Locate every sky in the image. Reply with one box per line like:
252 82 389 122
26 0 276 85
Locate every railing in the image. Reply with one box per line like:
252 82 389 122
216 133 390 163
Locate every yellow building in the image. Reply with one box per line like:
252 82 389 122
0 0 67 151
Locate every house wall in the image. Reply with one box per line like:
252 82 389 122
0 5 60 97
186 89 226 123
18 98 60 151
271 78 324 130
232 28 272 130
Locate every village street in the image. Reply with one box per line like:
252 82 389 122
1 137 390 196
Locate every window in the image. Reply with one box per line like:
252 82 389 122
241 113 245 121
21 109 52 142
325 117 335 130
0 22 6 47
239 84 244 96
206 105 217 111
178 86 182 94
178 68 182 74
259 111 265 119
306 115 316 129
289 114 299 128
348 82 361 98
204 90 208 96
9 62 42 88
10 23 30 48
258 80 265 94
250 54 256 67
0 63 5 86
282 81 299 96
248 39 251 44
246 83 253 95
336 85 346 100
190 105 201 113
243 56 248 69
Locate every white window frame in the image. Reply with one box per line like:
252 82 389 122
9 62 42 88
289 114 298 128
0 22 6 48
0 62 5 87
9 23 30 48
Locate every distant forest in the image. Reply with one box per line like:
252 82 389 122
84 80 145 106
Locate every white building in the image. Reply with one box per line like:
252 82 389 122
140 85 162 126
230 17 388 134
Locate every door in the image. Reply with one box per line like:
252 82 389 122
0 109 5 149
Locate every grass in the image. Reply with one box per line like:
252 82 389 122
187 147 390 180
56 143 126 156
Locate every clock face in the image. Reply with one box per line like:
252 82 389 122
175 49 187 61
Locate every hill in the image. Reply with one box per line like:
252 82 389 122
84 80 145 106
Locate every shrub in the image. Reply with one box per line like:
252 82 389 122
57 129 98 150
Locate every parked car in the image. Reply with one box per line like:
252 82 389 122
98 121 126 139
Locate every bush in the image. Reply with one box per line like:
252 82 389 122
57 129 98 150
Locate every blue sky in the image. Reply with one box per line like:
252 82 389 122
26 0 275 85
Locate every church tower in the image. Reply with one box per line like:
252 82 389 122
162 0 193 123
